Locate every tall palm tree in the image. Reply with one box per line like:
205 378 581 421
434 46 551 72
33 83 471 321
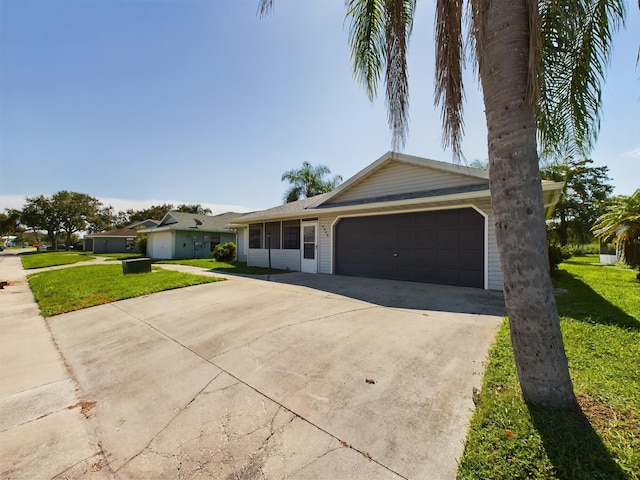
593 191 640 271
260 0 624 408
281 161 343 203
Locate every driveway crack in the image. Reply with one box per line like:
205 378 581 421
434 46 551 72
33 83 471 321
116 370 224 473
111 303 406 479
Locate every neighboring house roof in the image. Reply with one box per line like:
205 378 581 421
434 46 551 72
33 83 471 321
88 227 138 239
127 219 160 229
231 151 564 223
144 211 240 234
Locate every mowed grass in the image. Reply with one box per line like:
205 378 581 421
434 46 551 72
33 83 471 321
458 255 639 480
21 250 96 269
155 258 287 275
28 264 223 317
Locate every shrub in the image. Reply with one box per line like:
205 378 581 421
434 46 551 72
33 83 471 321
136 236 147 255
213 242 236 262
563 243 599 256
548 244 570 275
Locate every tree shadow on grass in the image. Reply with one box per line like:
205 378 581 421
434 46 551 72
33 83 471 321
527 403 628 480
553 269 639 331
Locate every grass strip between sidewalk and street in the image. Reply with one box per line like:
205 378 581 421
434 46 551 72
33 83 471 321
457 255 640 479
28 264 223 317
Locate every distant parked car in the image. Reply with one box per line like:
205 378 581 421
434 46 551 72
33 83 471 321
56 244 73 250
0 245 4 251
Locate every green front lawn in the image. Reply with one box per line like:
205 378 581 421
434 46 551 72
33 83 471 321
20 250 96 269
458 255 640 479
28 264 223 316
155 259 287 275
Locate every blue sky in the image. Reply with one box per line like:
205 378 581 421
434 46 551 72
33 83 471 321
1 0 638 215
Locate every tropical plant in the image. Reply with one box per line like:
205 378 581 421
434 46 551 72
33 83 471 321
592 191 640 271
260 0 625 409
176 204 213 215
541 158 613 245
281 161 343 203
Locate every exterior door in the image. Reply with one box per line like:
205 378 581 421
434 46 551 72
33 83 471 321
300 222 318 273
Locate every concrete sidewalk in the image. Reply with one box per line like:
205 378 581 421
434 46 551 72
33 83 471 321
1 252 503 479
0 251 111 479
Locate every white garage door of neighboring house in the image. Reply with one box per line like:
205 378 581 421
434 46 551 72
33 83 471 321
150 232 173 259
334 208 485 288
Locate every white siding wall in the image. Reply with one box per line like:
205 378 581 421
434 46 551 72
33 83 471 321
327 162 487 204
318 215 334 275
235 228 247 262
247 249 301 271
474 198 503 290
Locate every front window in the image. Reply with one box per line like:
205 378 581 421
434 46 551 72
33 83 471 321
265 222 281 249
126 237 135 251
209 234 221 251
282 220 300 249
249 223 263 249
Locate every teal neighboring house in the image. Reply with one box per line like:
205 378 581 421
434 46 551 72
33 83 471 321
143 211 238 260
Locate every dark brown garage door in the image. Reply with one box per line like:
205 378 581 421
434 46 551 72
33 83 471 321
335 208 484 288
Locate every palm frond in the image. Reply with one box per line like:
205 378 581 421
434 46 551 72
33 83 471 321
385 0 415 150
346 0 415 151
537 0 625 159
434 0 464 159
346 0 386 101
257 0 273 18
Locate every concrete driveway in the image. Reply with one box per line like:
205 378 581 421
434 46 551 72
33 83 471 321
2 253 504 479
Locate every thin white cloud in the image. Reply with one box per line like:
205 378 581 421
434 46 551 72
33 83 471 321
621 147 640 159
0 195 255 215
0 195 27 211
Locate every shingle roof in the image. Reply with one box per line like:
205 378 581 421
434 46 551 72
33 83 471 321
88 227 138 238
229 193 331 223
152 211 240 232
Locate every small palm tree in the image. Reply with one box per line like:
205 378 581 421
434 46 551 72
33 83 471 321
281 162 342 203
593 191 640 272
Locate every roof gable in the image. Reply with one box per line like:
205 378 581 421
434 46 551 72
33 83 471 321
315 152 489 207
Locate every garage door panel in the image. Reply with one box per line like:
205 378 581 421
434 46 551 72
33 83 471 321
414 248 437 263
335 208 484 288
460 249 483 267
437 231 459 246
416 231 437 246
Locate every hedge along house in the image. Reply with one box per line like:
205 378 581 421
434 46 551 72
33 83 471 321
143 211 238 260
230 152 564 290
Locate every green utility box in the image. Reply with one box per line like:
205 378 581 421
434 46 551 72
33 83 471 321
122 258 152 274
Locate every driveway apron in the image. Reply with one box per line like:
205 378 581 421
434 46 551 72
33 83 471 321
47 270 503 479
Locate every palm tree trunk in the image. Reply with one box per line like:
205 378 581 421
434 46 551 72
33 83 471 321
474 0 577 408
